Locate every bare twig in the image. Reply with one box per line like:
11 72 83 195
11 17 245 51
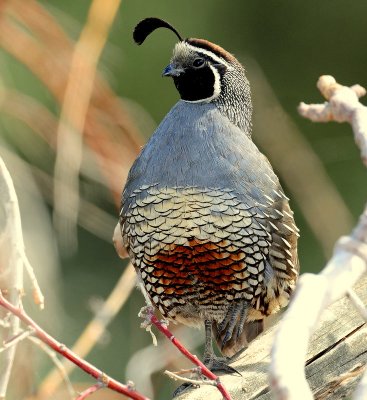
0 154 45 315
38 264 136 399
0 156 24 397
53 0 122 253
22 253 44 309
165 370 217 387
298 75 367 166
0 328 34 353
125 326 203 397
0 290 150 400
76 382 104 400
271 76 367 400
28 336 76 400
141 307 232 400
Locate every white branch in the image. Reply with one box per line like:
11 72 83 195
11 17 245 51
0 156 45 397
0 156 24 397
22 253 44 309
271 76 367 400
298 75 367 166
0 328 34 353
347 289 367 322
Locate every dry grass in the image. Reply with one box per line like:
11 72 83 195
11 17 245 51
0 1 141 398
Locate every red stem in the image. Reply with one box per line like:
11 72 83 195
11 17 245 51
150 314 232 400
0 293 150 400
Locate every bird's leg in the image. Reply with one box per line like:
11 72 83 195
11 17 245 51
203 320 240 375
172 320 240 398
203 319 214 361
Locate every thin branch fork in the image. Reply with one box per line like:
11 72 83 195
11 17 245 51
271 76 367 400
142 307 232 400
298 75 367 166
0 291 150 400
28 336 76 400
0 156 25 397
38 264 137 399
0 327 34 353
76 382 104 400
165 370 218 387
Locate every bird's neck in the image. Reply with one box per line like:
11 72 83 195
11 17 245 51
214 70 253 136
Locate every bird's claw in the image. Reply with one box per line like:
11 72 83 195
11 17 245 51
203 355 241 376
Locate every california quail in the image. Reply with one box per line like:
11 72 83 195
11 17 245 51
115 17 299 371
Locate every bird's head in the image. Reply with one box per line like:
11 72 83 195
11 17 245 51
133 17 252 133
133 17 247 104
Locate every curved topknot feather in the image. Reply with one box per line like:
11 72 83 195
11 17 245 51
133 17 183 45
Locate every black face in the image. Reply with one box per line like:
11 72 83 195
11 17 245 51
173 58 218 102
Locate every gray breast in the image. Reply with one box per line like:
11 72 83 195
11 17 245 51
122 100 278 208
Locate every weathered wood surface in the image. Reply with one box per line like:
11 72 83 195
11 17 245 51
174 275 367 399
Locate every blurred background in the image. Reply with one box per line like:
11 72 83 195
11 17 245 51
0 0 366 399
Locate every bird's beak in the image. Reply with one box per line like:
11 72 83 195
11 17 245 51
162 64 183 77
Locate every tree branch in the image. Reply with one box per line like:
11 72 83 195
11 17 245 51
38 263 136 398
271 76 367 400
0 290 150 400
140 306 232 400
28 336 76 400
0 156 24 398
76 382 104 400
174 275 367 399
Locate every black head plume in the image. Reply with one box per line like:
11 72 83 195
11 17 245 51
133 17 183 45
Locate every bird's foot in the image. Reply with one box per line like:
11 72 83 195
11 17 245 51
171 356 240 398
172 382 197 398
170 367 202 398
203 354 241 376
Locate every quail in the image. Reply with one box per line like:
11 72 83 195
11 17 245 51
114 17 299 372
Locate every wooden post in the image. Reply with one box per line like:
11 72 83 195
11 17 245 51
174 275 366 399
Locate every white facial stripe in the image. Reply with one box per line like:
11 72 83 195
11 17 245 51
184 43 233 71
183 64 221 104
210 65 221 98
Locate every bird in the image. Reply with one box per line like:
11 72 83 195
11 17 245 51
114 17 299 373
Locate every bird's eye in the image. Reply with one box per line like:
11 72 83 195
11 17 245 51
192 58 205 68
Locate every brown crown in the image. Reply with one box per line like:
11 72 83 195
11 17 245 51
186 38 236 63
